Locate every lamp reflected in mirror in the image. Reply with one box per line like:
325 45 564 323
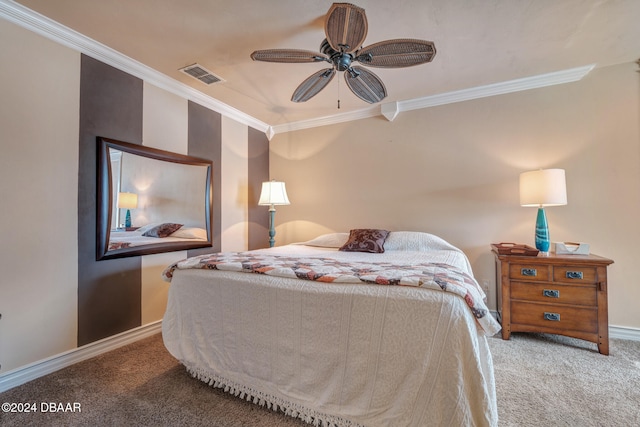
97 136 213 260
117 192 138 229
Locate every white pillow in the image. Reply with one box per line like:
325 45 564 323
135 223 161 234
383 231 458 252
170 227 208 240
296 233 349 248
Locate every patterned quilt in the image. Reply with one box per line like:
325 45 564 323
108 241 132 250
162 252 500 336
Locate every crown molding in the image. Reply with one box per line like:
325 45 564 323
397 64 595 114
0 0 270 134
270 64 595 133
271 105 380 134
1 0 594 138
381 101 401 121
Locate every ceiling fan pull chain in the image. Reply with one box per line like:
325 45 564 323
337 74 341 109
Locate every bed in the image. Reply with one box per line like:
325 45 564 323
108 223 207 250
161 230 500 427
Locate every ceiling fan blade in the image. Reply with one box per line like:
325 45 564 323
344 66 387 104
250 49 329 63
355 39 436 68
292 68 336 102
324 3 368 53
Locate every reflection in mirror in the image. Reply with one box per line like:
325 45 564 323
97 137 213 260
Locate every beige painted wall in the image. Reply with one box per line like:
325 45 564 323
0 20 80 371
270 62 640 330
140 83 189 324
221 116 249 252
0 21 256 374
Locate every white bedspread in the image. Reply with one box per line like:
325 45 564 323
108 229 205 250
162 233 498 426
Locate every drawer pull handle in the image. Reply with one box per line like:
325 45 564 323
566 271 584 280
543 289 560 298
544 312 561 322
521 268 537 277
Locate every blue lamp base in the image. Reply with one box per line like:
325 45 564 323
534 207 550 253
125 209 132 228
267 207 276 248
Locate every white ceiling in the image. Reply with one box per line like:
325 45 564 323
9 0 640 131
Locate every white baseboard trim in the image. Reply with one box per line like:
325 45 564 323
1 320 637 394
0 320 162 393
610 325 640 342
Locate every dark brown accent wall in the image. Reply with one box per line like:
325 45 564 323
78 55 143 346
187 101 222 255
248 127 270 250
77 56 266 347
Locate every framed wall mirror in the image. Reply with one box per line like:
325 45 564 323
97 136 213 260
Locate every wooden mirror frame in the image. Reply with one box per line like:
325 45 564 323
97 136 213 260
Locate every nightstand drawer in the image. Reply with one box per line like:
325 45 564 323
511 301 597 333
553 266 597 284
509 264 551 282
511 282 596 306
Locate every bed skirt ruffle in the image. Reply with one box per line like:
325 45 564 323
183 362 364 427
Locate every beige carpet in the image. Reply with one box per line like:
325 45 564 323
490 333 640 426
1 332 638 426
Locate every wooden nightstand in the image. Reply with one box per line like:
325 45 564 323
492 249 614 355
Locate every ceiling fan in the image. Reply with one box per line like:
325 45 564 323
250 2 436 105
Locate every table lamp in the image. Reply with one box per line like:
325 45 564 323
519 169 567 254
117 192 138 229
258 180 290 247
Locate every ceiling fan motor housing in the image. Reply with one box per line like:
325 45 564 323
321 39 353 71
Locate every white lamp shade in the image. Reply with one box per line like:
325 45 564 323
117 192 138 209
519 169 567 207
258 181 290 206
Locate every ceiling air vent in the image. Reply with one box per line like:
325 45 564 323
179 64 224 85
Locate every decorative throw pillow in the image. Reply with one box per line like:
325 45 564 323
141 223 183 238
339 229 390 253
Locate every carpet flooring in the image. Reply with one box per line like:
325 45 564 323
1 332 639 426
